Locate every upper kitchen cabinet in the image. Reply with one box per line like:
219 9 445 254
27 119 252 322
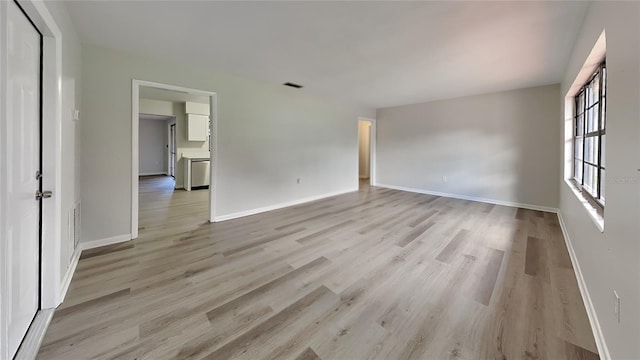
185 101 210 116
185 101 210 141
187 114 209 141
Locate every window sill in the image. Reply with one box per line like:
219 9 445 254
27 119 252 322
565 179 605 232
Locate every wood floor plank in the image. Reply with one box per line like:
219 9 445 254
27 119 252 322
396 221 435 247
294 347 322 360
435 229 469 263
473 248 505 306
524 236 542 276
203 286 338 360
37 176 599 360
408 209 437 227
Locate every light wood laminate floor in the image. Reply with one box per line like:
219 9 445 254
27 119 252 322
38 176 599 360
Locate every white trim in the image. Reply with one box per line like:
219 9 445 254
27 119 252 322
557 212 610 360
167 119 176 177
131 82 139 239
13 308 54 360
208 96 218 222
139 172 168 177
81 234 132 251
375 183 558 213
214 188 358 222
358 117 377 186
564 180 605 232
132 80 218 236
58 247 81 303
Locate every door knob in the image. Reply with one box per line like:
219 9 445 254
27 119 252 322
36 190 52 200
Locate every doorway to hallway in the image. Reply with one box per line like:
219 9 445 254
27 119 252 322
358 118 376 188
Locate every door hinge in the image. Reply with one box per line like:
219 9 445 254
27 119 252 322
35 171 42 180
36 190 52 200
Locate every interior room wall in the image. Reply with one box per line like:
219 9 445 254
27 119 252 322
41 1 83 287
559 2 640 359
376 84 561 209
138 118 168 175
358 120 371 179
80 44 373 243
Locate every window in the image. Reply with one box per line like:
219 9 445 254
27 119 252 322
573 62 606 207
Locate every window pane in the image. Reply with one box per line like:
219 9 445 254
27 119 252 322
577 91 585 114
585 136 598 164
574 137 583 160
592 72 601 99
576 113 584 135
601 134 606 168
602 67 607 96
586 82 596 106
601 169 606 201
584 164 597 197
574 159 583 183
586 103 599 133
601 95 606 129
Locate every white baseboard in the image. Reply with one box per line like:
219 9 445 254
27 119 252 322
58 247 81 303
81 234 132 251
375 183 558 213
213 188 358 222
14 308 54 360
557 212 610 360
139 172 168 176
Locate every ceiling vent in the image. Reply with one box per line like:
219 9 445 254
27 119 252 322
283 82 303 89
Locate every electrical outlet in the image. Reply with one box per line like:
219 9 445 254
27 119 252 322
614 291 620 323
442 175 448 182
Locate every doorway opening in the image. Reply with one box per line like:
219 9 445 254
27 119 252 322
358 118 376 189
132 81 217 240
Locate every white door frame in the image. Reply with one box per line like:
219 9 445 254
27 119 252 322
131 80 218 238
0 0 63 357
358 117 377 186
167 120 176 178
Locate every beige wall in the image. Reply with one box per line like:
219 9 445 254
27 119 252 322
559 2 640 358
376 84 561 209
358 120 371 179
81 44 372 243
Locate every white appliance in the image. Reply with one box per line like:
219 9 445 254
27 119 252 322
191 159 210 189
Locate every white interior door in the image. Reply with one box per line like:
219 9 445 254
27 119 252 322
3 1 42 357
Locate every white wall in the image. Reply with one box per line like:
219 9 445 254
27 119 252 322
41 0 83 290
138 118 168 175
80 44 373 243
376 84 561 209
559 2 640 359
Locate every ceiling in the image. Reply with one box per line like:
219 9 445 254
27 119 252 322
139 86 209 104
65 1 589 109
